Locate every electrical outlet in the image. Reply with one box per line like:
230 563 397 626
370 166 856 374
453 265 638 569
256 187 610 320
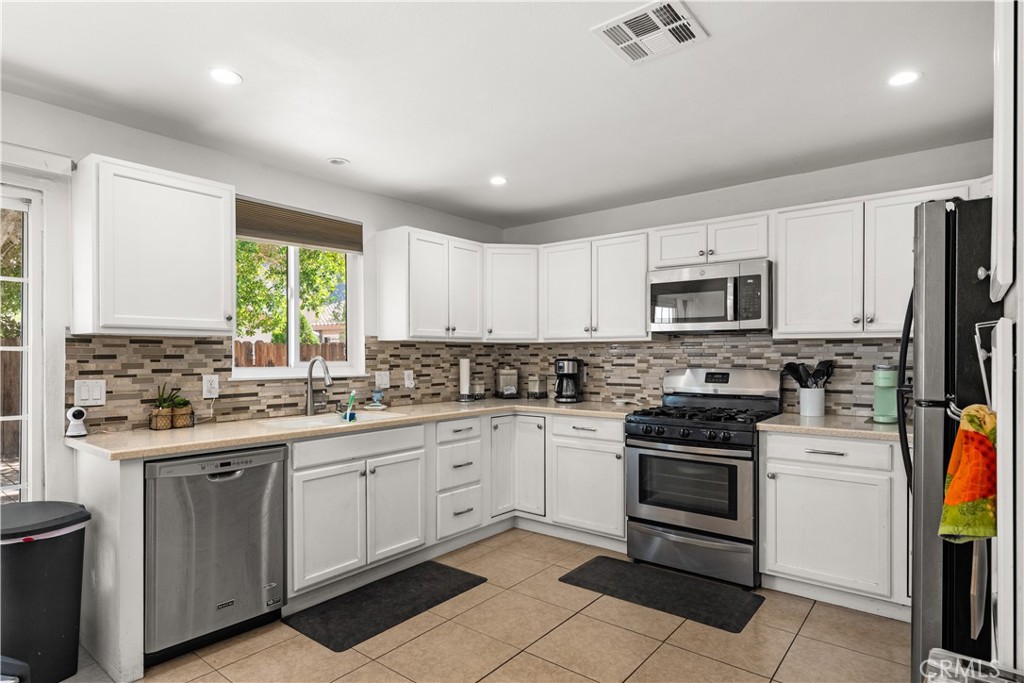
202 375 220 399
374 371 391 389
404 370 415 389
74 379 106 406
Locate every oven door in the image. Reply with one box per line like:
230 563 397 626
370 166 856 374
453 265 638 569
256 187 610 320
649 262 740 332
626 439 754 540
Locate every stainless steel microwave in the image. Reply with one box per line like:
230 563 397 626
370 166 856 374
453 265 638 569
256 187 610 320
648 259 771 333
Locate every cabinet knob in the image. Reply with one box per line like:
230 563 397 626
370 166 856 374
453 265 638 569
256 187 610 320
708 249 715 256
451 326 456 333
766 472 776 479
866 316 874 324
698 250 706 256
487 328 493 334
445 326 451 332
852 316 861 324
493 424 499 431
584 326 591 332
615 454 622 460
537 423 543 430
225 314 233 321
369 467 376 475
592 326 597 332
359 469 367 477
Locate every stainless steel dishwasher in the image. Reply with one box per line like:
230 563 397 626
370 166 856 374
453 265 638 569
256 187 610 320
144 446 286 662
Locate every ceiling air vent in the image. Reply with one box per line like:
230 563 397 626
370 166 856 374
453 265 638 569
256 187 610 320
592 1 708 64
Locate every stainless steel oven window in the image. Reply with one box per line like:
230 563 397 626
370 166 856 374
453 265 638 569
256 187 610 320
638 453 738 520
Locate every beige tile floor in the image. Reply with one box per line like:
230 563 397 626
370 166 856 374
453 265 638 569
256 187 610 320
70 529 912 683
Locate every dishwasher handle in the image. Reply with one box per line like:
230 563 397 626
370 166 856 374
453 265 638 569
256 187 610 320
206 469 245 482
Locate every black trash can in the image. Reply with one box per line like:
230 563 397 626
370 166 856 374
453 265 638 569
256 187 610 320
1 502 92 683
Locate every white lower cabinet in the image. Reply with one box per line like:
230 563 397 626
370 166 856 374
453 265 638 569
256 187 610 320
490 415 545 517
490 416 515 516
290 427 425 593
549 417 624 538
763 432 901 600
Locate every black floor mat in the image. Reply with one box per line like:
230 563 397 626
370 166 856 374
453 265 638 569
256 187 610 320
559 556 764 633
283 561 486 651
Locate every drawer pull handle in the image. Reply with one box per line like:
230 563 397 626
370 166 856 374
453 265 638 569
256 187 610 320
453 507 475 517
572 426 598 432
804 448 846 457
452 427 474 434
452 461 474 469
767 472 776 479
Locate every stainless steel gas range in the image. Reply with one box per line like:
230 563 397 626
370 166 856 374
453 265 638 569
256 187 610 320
624 368 781 587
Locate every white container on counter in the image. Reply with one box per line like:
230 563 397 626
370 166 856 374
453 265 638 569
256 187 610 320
798 388 825 417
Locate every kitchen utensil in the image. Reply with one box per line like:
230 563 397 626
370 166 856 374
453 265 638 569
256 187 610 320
782 363 806 387
797 364 813 388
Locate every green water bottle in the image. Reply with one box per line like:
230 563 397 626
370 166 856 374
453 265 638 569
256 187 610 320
873 364 898 424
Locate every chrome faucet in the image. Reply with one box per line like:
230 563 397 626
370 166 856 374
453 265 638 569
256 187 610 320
305 356 334 415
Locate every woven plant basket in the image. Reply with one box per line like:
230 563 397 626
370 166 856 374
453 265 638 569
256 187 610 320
150 408 172 431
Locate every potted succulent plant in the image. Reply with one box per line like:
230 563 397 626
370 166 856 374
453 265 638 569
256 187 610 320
171 395 194 429
150 383 178 430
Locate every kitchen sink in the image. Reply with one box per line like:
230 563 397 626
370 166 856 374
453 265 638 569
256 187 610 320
257 411 407 430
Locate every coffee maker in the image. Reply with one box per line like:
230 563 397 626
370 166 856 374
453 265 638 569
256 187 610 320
553 358 586 403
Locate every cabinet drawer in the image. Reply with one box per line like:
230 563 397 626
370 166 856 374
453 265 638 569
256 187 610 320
293 425 425 470
437 485 483 540
436 439 482 491
763 433 893 472
550 416 623 442
436 418 482 444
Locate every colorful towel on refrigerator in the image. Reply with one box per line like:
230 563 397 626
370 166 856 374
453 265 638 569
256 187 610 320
938 405 997 542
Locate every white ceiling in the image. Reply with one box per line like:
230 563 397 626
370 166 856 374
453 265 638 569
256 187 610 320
1 1 993 228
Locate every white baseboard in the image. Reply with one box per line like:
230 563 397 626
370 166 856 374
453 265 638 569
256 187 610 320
761 574 912 622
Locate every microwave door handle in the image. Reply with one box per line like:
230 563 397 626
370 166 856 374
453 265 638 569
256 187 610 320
726 278 736 322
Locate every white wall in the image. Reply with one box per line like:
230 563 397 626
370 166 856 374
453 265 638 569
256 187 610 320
0 92 502 336
502 139 993 243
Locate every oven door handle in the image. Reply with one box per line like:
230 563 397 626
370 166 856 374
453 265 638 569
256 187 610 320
629 523 752 553
625 439 751 460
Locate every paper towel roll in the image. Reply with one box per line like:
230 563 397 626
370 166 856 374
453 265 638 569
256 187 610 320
459 358 470 396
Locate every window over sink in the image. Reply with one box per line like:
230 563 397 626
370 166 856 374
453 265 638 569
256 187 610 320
232 198 364 378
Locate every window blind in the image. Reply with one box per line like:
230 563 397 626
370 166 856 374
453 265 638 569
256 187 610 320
235 197 363 253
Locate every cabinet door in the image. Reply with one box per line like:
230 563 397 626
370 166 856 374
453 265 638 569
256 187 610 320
408 233 450 339
366 450 425 563
591 233 648 340
97 162 234 333
775 202 865 335
706 215 768 263
291 461 366 592
540 242 592 340
550 439 624 537
448 240 484 339
764 463 891 597
863 185 969 334
485 247 539 340
514 416 545 515
490 416 515 517
648 223 707 268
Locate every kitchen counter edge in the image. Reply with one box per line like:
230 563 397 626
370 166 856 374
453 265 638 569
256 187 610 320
757 413 911 442
63 399 638 461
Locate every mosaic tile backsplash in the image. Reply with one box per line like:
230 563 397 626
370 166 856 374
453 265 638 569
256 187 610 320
66 334 908 432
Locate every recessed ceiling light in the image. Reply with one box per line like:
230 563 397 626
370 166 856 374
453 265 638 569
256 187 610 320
888 71 920 86
490 176 509 186
210 68 243 86
327 157 350 166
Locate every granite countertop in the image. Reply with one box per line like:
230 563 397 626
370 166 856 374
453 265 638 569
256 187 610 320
757 413 911 442
64 398 641 461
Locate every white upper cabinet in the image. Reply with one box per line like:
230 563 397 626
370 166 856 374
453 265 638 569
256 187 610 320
71 155 235 336
591 233 648 340
863 185 970 334
448 241 484 339
540 235 648 341
706 215 769 263
775 202 865 336
648 214 767 269
377 227 483 341
485 246 538 340
540 241 592 340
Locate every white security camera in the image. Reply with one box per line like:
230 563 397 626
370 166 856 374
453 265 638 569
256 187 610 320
66 406 88 437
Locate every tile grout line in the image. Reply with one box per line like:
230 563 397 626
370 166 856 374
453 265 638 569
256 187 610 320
201 630 302 673
769 598 817 680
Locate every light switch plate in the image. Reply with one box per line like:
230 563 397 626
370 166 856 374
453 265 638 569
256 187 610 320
374 371 391 389
74 379 106 406
404 370 415 389
202 375 220 399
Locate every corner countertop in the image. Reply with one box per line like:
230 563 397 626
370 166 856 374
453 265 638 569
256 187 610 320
64 398 641 461
757 413 911 442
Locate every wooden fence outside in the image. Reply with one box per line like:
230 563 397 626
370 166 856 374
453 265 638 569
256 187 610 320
234 340 347 367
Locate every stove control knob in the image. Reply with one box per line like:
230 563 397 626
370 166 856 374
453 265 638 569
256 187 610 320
705 430 718 441
654 426 666 436
720 432 732 442
679 428 691 438
642 425 654 435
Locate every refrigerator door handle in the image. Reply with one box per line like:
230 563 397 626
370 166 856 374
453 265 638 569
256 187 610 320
896 290 914 493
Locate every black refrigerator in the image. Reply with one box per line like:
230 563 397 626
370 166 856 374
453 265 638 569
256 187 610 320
899 198 1002 681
